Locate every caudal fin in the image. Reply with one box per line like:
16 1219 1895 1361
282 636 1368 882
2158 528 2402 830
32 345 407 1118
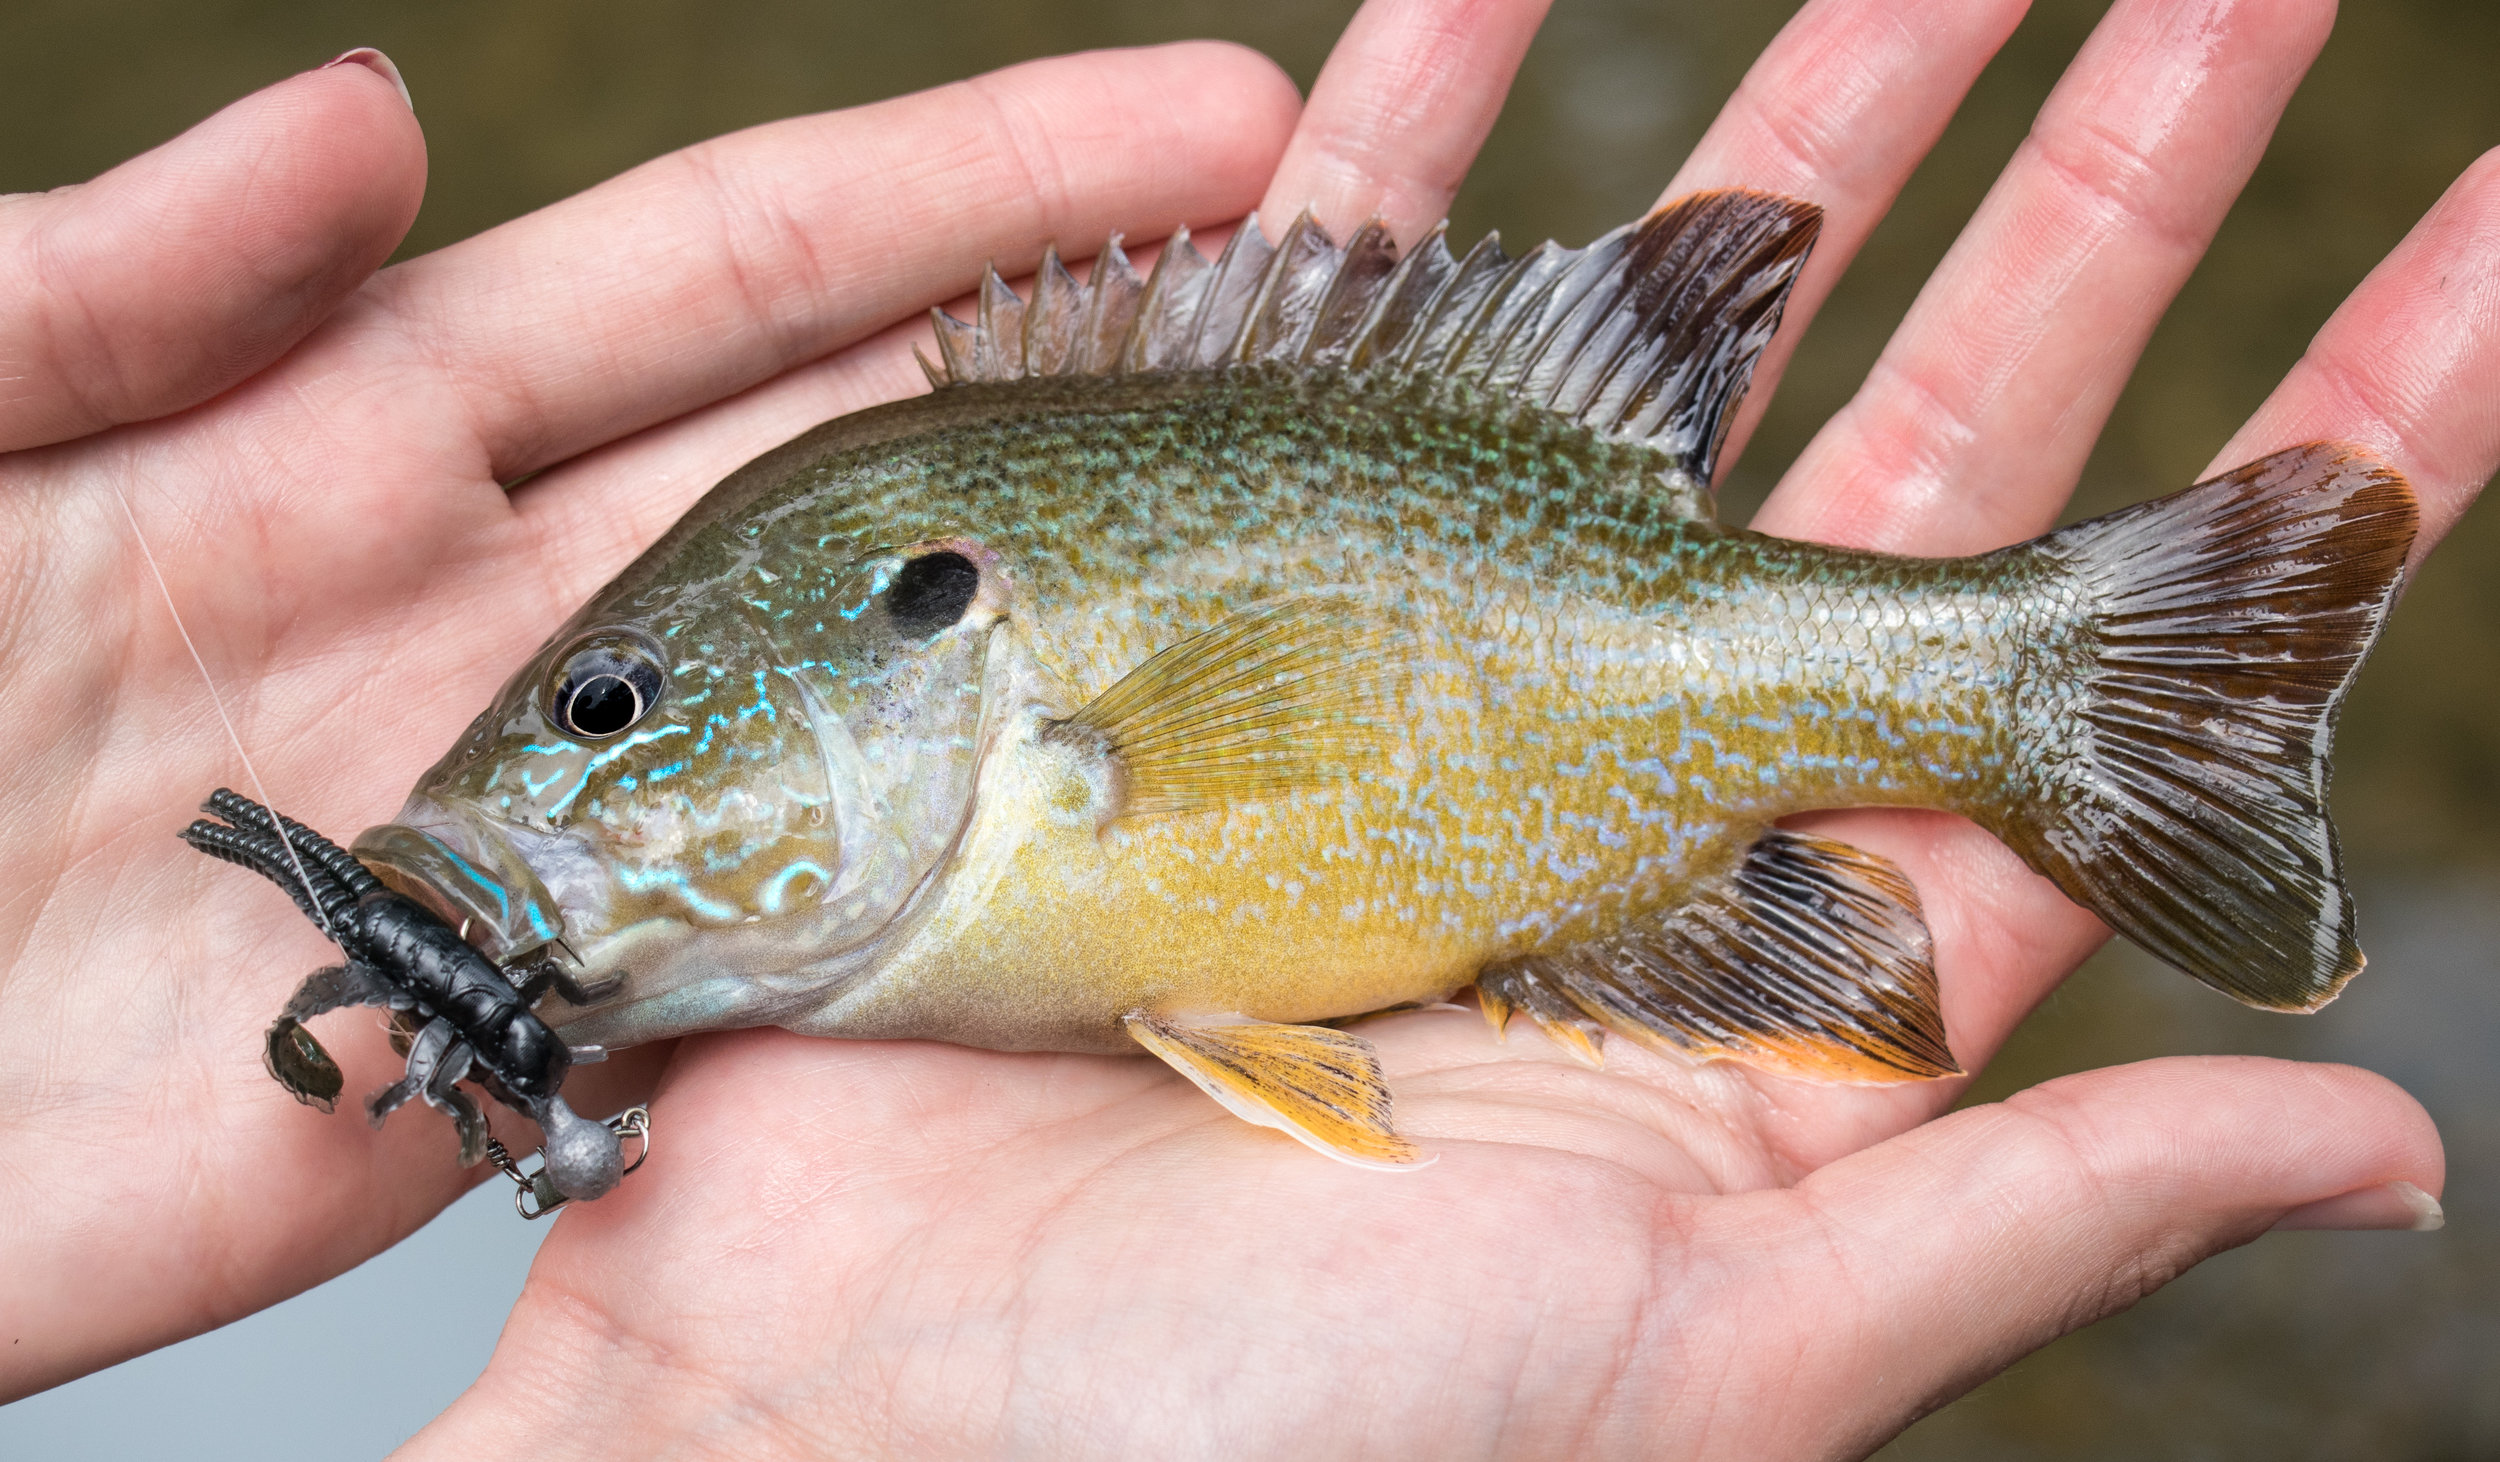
1999 442 2416 1010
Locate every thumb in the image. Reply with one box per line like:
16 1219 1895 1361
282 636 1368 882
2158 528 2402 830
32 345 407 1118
1724 1057 2443 1459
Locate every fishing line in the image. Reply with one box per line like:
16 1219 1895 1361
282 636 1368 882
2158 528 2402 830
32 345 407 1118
110 482 324 919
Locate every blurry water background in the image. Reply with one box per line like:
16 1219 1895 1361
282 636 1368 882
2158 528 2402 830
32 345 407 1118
0 0 2494 1455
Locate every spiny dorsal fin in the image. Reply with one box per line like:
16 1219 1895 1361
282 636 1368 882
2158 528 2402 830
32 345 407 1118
1479 829 1959 1084
1047 597 1402 819
924 190 1822 487
1126 1012 1425 1169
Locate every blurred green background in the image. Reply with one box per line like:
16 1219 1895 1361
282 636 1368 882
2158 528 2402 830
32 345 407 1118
2 0 2495 1455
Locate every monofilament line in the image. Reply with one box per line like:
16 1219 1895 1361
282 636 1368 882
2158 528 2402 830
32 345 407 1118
111 483 323 916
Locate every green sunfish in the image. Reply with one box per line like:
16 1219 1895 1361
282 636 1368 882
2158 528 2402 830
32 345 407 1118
347 190 2416 1166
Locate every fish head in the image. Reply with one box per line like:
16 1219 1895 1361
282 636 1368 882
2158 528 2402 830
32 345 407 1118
353 534 1012 1040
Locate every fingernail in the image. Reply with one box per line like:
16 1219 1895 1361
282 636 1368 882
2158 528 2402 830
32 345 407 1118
2273 1180 2445 1233
323 47 414 113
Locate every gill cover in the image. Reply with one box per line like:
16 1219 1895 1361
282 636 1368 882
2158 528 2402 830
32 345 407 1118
386 526 1004 1036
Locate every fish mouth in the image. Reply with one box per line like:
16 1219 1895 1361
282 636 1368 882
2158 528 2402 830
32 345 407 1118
351 800 580 965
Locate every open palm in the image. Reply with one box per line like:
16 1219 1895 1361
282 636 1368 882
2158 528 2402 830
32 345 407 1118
0 37 1299 1399
6 0 2492 1455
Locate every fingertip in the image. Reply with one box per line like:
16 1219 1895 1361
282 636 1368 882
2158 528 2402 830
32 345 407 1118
2462 140 2500 187
966 40 1301 239
323 47 417 114
1730 1055 2449 1445
2431 141 2500 228
1973 1056 2445 1254
1259 0 1550 245
0 59 427 450
242 59 430 269
2219 0 2337 57
1142 37 1304 123
1140 39 1305 208
2273 1179 2445 1233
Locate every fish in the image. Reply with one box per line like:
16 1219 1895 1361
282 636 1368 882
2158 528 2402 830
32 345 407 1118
342 188 2417 1168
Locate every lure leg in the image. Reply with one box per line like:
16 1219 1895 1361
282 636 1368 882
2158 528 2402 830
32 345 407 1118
263 962 403 1111
367 1016 457 1127
548 969 625 1005
507 952 623 1008
280 961 399 1023
420 1039 491 1168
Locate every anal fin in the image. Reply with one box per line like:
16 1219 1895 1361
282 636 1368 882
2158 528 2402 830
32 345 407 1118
1126 1013 1427 1169
1479 829 1960 1084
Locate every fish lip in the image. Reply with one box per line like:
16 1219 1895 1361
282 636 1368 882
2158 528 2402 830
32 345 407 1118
352 798 585 965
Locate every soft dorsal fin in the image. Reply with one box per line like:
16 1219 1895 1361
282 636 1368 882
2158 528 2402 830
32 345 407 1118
1478 829 1959 1084
924 190 1822 489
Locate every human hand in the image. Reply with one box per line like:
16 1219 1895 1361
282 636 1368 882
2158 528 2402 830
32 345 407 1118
0 40 1307 1398
402 0 2491 1456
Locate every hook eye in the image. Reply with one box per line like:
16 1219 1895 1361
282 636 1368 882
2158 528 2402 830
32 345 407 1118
492 1106 653 1221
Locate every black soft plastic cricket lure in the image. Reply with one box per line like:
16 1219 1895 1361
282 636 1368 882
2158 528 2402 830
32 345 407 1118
181 790 634 1209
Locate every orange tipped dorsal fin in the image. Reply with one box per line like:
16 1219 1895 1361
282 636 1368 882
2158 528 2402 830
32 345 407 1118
1479 829 1961 1084
1125 1013 1429 1169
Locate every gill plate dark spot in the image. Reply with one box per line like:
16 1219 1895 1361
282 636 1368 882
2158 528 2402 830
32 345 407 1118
888 551 980 634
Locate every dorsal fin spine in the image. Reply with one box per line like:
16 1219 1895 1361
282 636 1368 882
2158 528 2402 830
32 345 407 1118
1123 227 1205 374
928 306 976 385
1347 226 1455 372
1023 245 1081 376
1073 235 1140 375
927 189 1823 487
1298 218 1397 366
1189 215 1276 366
1230 212 1300 364
1405 233 1515 377
1238 210 1336 364
973 266 1023 381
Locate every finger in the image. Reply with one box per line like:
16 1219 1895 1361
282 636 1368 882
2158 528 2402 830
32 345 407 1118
2208 147 2500 563
1753 0 2335 552
0 53 423 454
1711 1057 2444 1458
508 315 937 615
1256 0 1554 247
371 43 1300 482
1655 0 2033 483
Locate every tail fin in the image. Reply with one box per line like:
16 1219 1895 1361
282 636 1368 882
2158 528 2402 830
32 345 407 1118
1999 442 2416 1011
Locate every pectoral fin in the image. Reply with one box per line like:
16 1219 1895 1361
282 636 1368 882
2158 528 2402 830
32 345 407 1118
1125 1012 1428 1169
1054 598 1401 818
1479 828 1960 1083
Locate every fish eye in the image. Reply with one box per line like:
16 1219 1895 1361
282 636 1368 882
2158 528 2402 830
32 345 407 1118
887 551 980 635
549 634 668 741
